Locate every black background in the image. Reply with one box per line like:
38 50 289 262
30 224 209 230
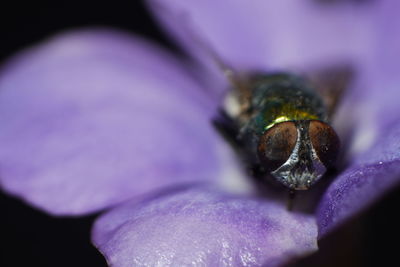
0 1 399 267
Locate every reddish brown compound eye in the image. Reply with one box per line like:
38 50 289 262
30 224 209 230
257 121 298 172
309 120 340 168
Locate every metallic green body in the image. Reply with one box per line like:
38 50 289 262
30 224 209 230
238 73 327 160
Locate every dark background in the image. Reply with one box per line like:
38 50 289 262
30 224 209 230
0 1 399 266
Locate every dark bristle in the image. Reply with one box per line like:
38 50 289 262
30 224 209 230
287 190 296 211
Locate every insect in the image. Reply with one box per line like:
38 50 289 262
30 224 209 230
214 65 350 205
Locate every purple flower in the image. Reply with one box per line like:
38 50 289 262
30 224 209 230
0 0 399 266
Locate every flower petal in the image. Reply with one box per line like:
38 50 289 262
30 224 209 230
317 160 400 237
317 0 400 237
92 187 318 267
147 0 374 71
0 29 238 215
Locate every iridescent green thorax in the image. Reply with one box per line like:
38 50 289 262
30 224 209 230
243 73 327 136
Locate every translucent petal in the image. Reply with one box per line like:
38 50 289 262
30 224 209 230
147 0 374 72
0 29 236 215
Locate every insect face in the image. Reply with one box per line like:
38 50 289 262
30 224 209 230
257 120 339 190
215 71 344 192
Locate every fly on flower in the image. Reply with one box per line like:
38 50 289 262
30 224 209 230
214 64 351 202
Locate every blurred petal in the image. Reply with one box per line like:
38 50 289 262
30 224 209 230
147 0 374 72
359 0 400 127
318 0 400 237
317 160 400 237
92 187 318 267
0 29 238 215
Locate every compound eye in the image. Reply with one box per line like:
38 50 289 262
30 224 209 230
257 121 298 172
309 120 340 168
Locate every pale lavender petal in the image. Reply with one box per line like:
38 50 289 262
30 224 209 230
92 187 318 267
147 0 374 72
0 29 238 215
318 0 400 237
